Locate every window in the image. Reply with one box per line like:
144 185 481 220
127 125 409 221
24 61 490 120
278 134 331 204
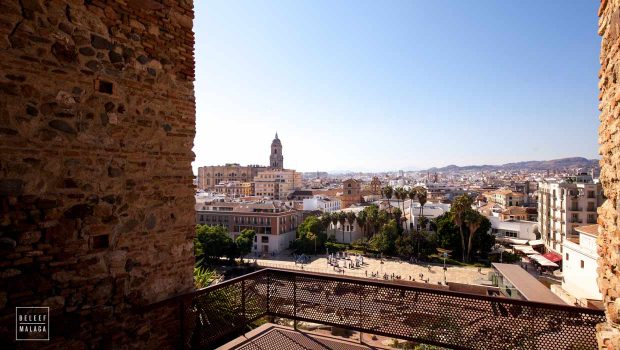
580 260 584 269
347 190 351 194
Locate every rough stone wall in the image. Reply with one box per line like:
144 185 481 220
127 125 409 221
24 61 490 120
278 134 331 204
598 0 620 348
0 0 195 347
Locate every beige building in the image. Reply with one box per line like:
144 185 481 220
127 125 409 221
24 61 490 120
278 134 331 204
197 163 266 190
499 206 537 222
537 173 604 254
341 179 363 208
214 181 254 197
254 169 302 200
486 189 526 207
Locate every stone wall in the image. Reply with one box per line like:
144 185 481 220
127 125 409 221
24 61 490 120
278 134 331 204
598 0 620 348
0 0 195 347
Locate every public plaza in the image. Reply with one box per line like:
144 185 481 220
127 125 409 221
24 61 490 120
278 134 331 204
252 251 490 286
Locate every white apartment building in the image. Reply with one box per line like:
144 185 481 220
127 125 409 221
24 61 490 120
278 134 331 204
537 173 603 254
554 224 602 306
254 169 302 200
487 216 538 241
302 195 341 213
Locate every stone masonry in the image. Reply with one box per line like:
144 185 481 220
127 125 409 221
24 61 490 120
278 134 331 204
0 0 195 348
599 0 620 348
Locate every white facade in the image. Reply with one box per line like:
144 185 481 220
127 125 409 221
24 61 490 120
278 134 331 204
302 195 341 213
537 174 603 254
329 207 365 244
560 225 602 305
487 216 538 240
252 231 296 255
404 201 451 231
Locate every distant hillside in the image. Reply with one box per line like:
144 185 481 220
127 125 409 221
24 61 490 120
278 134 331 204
423 157 599 172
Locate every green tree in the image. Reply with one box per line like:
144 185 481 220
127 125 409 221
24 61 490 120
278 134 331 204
434 213 464 260
434 212 493 263
298 216 323 237
291 216 328 254
235 229 256 263
370 219 398 255
395 232 415 257
195 224 236 264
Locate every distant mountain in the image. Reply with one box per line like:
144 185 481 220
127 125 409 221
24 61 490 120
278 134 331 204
423 157 599 172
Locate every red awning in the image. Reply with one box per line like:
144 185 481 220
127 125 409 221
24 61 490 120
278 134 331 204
543 252 562 263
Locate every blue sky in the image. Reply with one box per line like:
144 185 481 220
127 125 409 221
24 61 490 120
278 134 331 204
193 1 600 173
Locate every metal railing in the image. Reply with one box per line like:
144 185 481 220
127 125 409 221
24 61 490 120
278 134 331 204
147 268 605 349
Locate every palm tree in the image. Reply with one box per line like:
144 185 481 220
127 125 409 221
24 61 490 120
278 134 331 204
320 213 332 233
451 194 474 262
330 212 338 238
400 187 407 215
338 212 347 243
356 210 367 238
394 187 402 214
416 187 428 231
382 185 393 208
464 210 483 262
366 205 379 237
346 211 356 243
407 188 418 232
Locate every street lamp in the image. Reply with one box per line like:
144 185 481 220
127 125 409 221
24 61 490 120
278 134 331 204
499 246 505 263
436 248 452 285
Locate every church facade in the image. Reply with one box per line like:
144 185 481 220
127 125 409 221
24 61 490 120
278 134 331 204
197 133 289 191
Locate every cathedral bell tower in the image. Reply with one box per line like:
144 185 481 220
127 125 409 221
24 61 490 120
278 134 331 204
270 132 284 169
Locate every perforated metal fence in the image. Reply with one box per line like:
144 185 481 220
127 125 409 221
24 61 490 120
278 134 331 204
150 268 605 349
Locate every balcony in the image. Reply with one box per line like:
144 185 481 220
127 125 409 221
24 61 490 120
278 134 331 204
146 268 605 349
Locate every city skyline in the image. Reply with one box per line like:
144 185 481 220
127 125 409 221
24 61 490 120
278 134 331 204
193 1 600 173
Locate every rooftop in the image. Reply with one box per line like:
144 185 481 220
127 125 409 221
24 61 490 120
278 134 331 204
492 263 564 304
218 323 377 350
575 224 599 237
